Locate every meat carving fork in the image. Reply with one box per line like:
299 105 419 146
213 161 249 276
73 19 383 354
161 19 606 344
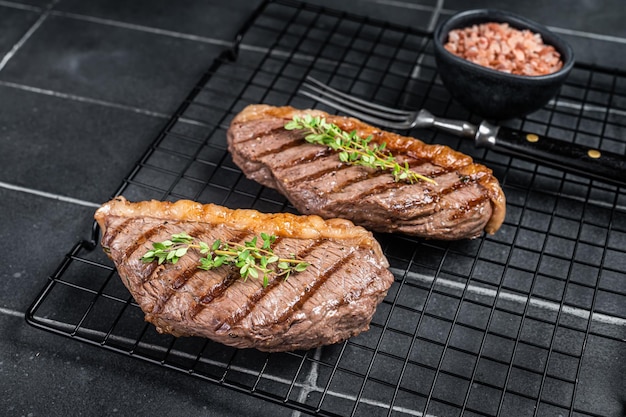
299 76 626 187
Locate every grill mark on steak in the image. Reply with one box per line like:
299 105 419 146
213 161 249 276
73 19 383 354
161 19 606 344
271 147 334 170
152 229 251 316
170 265 202 291
122 222 167 262
101 218 132 252
252 135 336 170
232 122 287 145
170 228 250 292
148 246 204 314
235 126 307 160
269 144 493 217
274 251 358 326
255 138 305 158
189 270 239 319
257 138 437 183
292 161 448 195
197 269 240 305
280 159 353 184
238 126 453 207
280 159 474 208
264 140 454 197
370 171 480 202
100 217 166 283
221 238 322 329
450 195 490 219
140 262 160 284
189 232 280 320
250 124 444 176
442 179 491 210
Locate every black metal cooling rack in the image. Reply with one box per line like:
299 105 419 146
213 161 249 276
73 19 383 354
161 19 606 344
26 1 626 416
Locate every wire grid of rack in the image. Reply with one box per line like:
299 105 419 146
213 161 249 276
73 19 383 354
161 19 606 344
26 1 626 416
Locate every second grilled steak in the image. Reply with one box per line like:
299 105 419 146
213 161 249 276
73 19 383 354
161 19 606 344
227 104 506 240
95 197 395 352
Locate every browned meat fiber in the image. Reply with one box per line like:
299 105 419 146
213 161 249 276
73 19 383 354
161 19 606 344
227 105 506 240
95 197 395 352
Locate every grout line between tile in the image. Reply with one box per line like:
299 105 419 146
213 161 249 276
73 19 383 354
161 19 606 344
0 181 101 208
49 10 234 47
290 348 322 417
375 0 444 13
0 81 172 119
545 26 626 45
410 0 443 79
0 0 57 72
0 1 233 47
0 306 24 318
0 80 213 128
0 0 42 12
551 98 626 118
395 267 626 327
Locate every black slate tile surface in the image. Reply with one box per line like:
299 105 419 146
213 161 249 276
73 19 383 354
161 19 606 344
53 0 263 42
0 86 165 202
0 189 95 312
0 6 40 58
300 0 442 30
0 14 221 114
1 313 292 417
4 0 50 8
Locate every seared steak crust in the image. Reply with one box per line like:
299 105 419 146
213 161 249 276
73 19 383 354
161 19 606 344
227 105 506 240
95 197 395 352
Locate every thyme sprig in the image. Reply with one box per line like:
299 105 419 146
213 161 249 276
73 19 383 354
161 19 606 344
284 114 436 184
141 232 309 287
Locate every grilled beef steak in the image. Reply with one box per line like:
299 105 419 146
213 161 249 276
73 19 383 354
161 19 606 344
227 104 506 240
95 197 395 352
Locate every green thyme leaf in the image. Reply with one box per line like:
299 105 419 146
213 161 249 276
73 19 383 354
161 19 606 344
285 115 436 184
141 232 309 287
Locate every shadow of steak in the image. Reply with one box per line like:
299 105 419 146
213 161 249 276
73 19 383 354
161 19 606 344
95 197 395 352
227 105 506 240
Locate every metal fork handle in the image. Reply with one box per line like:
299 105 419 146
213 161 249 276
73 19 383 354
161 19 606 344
418 111 626 186
416 109 477 138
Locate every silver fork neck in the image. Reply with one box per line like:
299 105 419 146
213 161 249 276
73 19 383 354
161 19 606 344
416 109 477 138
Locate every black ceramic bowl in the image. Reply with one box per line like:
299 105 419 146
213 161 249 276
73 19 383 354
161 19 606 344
433 9 574 120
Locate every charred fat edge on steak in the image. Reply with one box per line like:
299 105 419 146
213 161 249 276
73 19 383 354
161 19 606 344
227 104 506 240
95 197 395 352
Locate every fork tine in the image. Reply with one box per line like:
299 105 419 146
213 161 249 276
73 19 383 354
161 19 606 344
301 83 412 123
305 76 413 118
298 89 412 130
